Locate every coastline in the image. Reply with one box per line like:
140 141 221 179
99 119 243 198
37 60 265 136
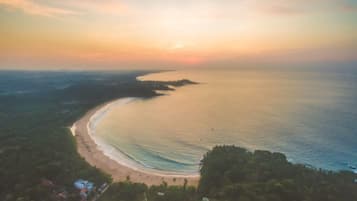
71 98 199 186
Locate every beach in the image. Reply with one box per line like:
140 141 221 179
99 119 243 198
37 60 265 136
71 99 199 186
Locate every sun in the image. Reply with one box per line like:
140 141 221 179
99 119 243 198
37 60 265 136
171 41 185 50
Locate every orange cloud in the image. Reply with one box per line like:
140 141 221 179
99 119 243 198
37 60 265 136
0 0 131 17
0 0 77 17
72 1 129 15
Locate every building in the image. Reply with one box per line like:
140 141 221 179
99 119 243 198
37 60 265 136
74 179 95 200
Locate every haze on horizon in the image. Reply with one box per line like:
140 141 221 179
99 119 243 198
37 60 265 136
0 0 356 70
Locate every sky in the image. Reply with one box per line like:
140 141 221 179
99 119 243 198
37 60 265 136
0 0 356 70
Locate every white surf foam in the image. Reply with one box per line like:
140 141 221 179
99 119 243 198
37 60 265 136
86 97 199 177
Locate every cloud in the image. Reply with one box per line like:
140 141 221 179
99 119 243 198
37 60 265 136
0 0 131 18
0 0 77 17
67 1 129 15
340 1 357 12
264 5 305 15
251 0 357 16
244 0 306 16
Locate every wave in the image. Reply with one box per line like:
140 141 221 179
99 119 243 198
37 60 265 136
133 143 199 167
87 97 199 176
109 143 157 169
175 139 210 153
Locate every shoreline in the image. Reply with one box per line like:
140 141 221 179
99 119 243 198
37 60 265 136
71 98 199 186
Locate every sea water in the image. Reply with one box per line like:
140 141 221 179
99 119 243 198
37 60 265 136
93 67 357 174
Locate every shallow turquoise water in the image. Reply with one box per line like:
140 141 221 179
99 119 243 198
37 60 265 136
93 68 357 174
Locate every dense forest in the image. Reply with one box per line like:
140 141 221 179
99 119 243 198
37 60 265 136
0 71 356 201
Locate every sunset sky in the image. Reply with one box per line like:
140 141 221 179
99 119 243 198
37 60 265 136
0 0 356 70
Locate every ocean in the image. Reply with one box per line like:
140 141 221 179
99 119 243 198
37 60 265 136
91 67 357 175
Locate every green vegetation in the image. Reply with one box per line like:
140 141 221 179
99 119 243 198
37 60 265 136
1 71 356 201
99 182 197 201
0 71 195 201
99 146 357 201
198 146 357 201
99 182 147 201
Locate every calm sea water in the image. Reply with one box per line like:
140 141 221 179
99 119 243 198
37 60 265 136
93 68 357 174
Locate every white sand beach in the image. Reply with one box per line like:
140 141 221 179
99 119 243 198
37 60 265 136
71 99 199 186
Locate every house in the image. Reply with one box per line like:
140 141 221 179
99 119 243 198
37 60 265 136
74 179 95 200
74 179 95 191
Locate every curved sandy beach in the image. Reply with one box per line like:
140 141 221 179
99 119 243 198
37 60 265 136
71 99 199 186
